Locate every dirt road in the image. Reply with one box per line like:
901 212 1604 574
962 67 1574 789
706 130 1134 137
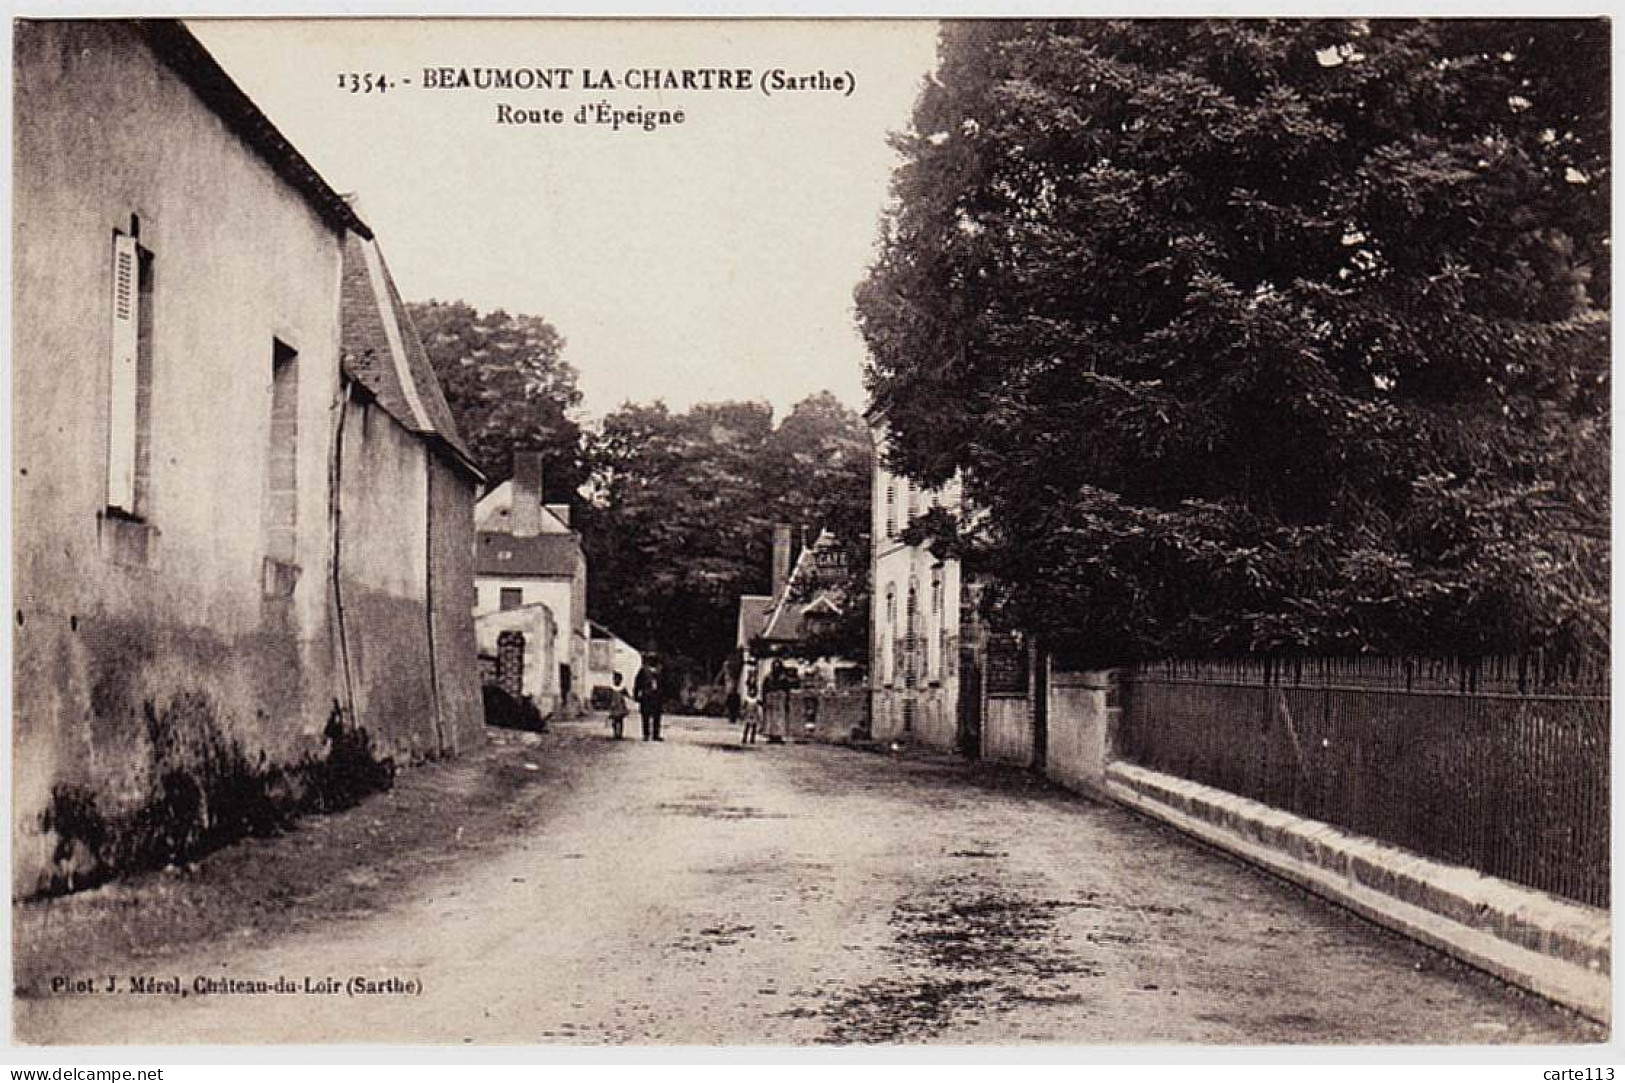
14 714 1600 1045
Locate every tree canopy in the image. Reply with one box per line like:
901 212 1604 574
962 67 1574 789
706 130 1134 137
580 393 872 684
407 300 586 497
857 19 1608 665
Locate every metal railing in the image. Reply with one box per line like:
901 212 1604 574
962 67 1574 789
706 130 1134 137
1118 655 1609 909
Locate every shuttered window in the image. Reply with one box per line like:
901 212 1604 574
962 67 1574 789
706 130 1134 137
107 227 154 518
107 232 139 513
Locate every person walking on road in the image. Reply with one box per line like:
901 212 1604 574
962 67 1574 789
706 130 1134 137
606 672 630 740
635 659 664 741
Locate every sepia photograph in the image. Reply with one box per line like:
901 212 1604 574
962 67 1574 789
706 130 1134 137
7 12 1612 1052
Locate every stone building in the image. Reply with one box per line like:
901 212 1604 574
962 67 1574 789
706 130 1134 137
868 420 965 752
12 20 483 894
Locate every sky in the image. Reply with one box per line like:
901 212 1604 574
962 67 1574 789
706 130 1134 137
188 18 942 422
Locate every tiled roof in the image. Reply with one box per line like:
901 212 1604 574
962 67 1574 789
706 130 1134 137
476 531 582 578
340 232 478 476
761 600 806 643
757 529 848 644
736 595 774 648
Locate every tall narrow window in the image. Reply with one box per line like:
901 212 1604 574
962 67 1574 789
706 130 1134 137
905 582 919 689
931 570 944 679
885 483 897 539
265 340 298 563
883 585 897 686
107 227 153 516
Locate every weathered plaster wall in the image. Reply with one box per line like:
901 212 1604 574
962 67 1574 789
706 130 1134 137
475 605 559 715
13 22 346 894
1044 670 1118 794
335 397 437 759
427 453 484 754
586 639 644 695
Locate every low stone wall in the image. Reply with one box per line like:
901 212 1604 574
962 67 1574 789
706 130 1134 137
787 689 870 744
1105 761 1610 1023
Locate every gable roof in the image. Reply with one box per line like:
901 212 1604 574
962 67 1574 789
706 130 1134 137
340 232 480 478
755 529 849 645
475 480 571 533
760 600 807 643
476 531 582 578
736 595 774 649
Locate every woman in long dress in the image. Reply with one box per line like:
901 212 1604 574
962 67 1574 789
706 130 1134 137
762 660 792 743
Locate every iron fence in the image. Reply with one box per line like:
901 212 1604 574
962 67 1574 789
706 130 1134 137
1118 655 1609 909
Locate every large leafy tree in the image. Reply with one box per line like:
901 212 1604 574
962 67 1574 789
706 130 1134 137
759 390 874 554
857 19 1608 665
760 392 875 659
581 394 872 684
407 300 586 497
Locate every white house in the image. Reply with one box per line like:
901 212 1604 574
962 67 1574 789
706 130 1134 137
473 450 588 713
869 420 964 751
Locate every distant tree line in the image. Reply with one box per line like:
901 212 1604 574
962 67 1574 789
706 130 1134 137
406 299 872 688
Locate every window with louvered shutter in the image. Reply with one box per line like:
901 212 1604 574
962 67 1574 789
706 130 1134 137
107 232 139 513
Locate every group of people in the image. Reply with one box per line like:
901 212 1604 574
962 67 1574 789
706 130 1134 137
605 662 664 741
601 657 802 747
726 659 797 746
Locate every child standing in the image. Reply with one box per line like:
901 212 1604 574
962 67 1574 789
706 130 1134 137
740 693 763 746
607 672 630 740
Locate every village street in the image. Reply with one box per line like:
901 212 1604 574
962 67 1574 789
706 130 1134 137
15 715 1597 1047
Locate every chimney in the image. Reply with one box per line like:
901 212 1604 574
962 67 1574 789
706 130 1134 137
511 449 544 538
544 502 571 529
771 524 793 600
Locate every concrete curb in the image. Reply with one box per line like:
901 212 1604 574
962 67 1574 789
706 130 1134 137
1105 761 1611 1025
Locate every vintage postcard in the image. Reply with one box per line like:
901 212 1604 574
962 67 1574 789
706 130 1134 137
8 14 1611 1050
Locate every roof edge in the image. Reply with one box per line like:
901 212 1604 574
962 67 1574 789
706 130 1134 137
139 21 372 241
426 431 487 485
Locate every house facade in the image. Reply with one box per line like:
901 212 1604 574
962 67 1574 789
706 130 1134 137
738 526 864 691
12 20 483 895
868 422 964 751
473 450 589 713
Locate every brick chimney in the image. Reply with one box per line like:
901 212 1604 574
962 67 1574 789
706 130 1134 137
510 450 544 538
771 523 793 600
